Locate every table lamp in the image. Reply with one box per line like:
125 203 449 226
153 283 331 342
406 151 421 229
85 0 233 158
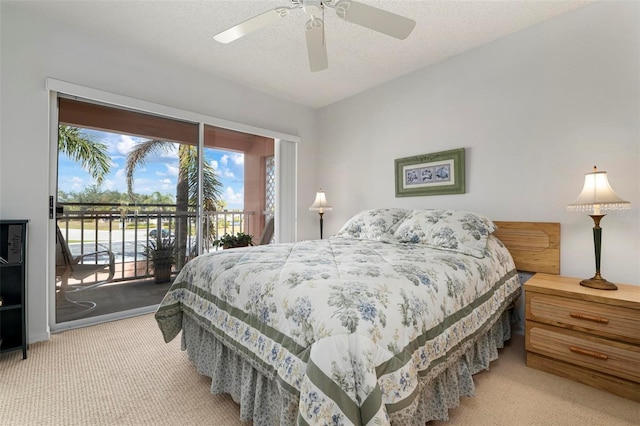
567 166 630 290
309 189 332 239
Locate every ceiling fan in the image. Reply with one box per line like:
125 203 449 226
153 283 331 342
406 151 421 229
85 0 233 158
213 0 416 72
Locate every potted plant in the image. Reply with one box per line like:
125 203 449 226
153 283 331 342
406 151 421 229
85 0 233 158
143 237 176 283
213 232 254 249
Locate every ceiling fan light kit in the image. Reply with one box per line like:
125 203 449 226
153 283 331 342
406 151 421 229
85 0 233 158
213 0 416 72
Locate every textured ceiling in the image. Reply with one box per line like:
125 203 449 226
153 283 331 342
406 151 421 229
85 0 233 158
9 0 592 108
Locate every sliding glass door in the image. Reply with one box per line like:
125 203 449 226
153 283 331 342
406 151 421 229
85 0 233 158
55 97 202 324
48 79 297 330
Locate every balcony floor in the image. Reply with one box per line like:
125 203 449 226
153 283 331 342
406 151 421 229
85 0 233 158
56 277 173 324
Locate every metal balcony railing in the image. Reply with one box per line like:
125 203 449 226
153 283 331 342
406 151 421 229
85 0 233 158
56 202 253 284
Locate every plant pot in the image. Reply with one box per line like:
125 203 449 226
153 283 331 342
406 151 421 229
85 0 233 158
223 242 250 249
154 264 172 283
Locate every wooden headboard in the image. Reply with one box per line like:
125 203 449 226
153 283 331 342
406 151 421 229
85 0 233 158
493 222 560 275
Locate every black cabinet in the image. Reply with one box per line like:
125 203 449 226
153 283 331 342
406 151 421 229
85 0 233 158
0 220 28 359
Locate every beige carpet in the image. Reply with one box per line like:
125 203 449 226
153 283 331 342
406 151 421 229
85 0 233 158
1 314 637 425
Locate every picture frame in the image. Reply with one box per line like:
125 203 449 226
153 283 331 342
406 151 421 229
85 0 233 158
395 148 465 197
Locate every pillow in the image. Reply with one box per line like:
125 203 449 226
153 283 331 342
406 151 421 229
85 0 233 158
335 208 410 241
393 209 496 258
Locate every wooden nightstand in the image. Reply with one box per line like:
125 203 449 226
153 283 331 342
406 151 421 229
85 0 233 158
524 273 640 402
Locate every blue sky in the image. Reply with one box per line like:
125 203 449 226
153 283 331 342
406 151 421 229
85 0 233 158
57 128 245 209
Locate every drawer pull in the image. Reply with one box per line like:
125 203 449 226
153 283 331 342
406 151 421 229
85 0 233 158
569 312 609 324
569 346 608 360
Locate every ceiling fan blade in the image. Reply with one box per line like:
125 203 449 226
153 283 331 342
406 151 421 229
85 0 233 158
214 7 294 44
305 18 328 72
333 1 416 40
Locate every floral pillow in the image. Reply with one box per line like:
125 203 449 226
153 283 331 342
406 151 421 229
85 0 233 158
394 209 497 258
335 208 410 241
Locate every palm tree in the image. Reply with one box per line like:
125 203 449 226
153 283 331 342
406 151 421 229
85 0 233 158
125 140 223 269
148 191 174 207
58 125 112 185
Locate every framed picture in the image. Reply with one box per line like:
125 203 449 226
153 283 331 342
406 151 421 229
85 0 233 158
395 148 465 197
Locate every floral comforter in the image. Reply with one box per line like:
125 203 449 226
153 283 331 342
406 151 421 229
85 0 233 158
156 235 519 425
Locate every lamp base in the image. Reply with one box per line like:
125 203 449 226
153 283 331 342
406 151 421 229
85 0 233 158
580 275 618 291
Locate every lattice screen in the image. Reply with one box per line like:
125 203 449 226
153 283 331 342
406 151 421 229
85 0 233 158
265 156 275 215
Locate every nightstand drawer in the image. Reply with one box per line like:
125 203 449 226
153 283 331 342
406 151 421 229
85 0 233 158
527 323 640 383
527 293 640 343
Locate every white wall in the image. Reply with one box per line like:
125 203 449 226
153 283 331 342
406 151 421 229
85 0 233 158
0 4 319 343
317 1 640 285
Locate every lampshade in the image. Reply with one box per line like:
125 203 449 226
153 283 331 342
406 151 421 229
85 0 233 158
567 167 630 215
309 189 332 213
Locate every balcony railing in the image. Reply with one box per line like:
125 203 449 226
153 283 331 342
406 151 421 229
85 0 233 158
57 202 253 284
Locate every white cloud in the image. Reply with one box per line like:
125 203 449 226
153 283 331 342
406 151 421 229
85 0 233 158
158 143 179 159
212 155 242 181
161 180 173 192
220 152 244 166
70 176 84 191
102 179 115 191
132 178 173 195
129 178 149 194
210 159 235 177
224 186 244 207
116 135 138 155
231 153 244 165
165 163 179 177
135 185 153 194
101 169 129 193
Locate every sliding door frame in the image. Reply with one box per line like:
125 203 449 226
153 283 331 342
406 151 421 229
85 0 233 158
47 78 299 331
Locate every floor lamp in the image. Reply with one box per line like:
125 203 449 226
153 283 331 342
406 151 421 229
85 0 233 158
567 166 630 290
309 189 332 239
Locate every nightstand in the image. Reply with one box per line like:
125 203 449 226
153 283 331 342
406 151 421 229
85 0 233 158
524 273 640 402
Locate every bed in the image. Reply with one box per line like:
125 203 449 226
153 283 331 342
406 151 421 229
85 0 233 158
155 209 560 425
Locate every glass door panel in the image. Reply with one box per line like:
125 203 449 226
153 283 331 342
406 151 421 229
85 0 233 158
55 98 200 324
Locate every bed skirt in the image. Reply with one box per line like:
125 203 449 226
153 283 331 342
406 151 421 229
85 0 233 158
180 305 514 426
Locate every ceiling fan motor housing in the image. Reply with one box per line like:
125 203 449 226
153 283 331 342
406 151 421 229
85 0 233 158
302 0 323 16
